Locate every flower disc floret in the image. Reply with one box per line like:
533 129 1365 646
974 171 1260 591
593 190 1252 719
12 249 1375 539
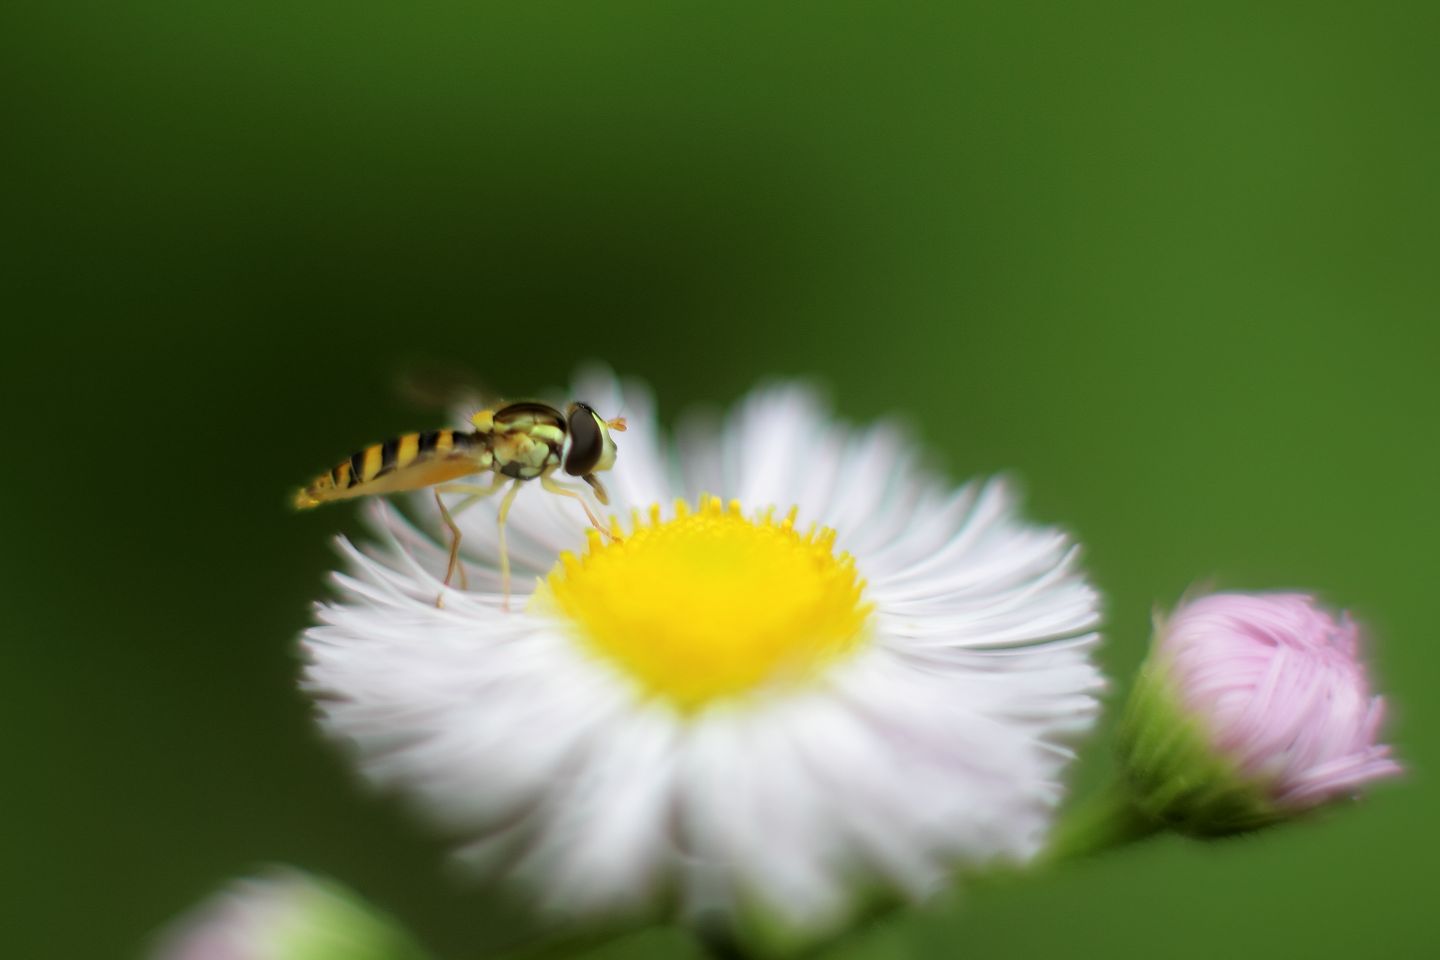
537 496 872 710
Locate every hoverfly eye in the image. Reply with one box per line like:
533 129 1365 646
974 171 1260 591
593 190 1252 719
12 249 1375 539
564 404 603 476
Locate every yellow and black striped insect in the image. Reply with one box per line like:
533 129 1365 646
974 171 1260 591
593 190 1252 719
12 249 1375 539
295 401 626 607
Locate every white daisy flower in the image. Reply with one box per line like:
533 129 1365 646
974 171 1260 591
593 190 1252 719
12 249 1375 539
301 368 1104 940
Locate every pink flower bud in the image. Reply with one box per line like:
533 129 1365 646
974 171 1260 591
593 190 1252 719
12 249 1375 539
1163 593 1400 807
149 869 430 960
1119 592 1401 834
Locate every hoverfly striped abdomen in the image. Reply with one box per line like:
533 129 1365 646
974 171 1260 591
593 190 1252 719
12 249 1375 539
294 428 488 509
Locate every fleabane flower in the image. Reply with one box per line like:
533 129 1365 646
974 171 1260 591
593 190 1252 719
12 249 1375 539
149 868 430 960
1118 591 1401 835
301 370 1104 943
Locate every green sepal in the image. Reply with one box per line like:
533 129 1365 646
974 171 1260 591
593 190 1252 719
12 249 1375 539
1116 658 1283 837
259 874 434 960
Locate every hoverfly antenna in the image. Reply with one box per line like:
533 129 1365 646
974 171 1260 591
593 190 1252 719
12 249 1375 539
607 416 628 432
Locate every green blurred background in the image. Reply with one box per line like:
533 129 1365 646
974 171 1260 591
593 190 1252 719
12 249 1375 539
4 2 1437 957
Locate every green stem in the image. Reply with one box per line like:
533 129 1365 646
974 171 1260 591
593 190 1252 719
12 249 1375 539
1046 780 1165 863
488 924 635 960
695 924 759 960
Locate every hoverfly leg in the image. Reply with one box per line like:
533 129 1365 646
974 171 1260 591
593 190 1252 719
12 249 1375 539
432 475 508 608
494 479 525 612
433 491 468 603
541 470 618 542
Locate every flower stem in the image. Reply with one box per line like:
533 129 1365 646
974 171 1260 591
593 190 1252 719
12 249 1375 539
1046 780 1165 863
695 924 758 960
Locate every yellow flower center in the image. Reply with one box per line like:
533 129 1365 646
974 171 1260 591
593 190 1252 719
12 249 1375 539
535 496 873 711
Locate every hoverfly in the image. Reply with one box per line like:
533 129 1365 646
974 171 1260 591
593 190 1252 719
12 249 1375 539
295 400 626 608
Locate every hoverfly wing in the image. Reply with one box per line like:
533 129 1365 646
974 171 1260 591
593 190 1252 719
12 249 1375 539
392 356 495 420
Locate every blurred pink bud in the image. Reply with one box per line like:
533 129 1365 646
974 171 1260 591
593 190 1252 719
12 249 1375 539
149 868 430 960
1161 592 1401 809
1119 592 1401 834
